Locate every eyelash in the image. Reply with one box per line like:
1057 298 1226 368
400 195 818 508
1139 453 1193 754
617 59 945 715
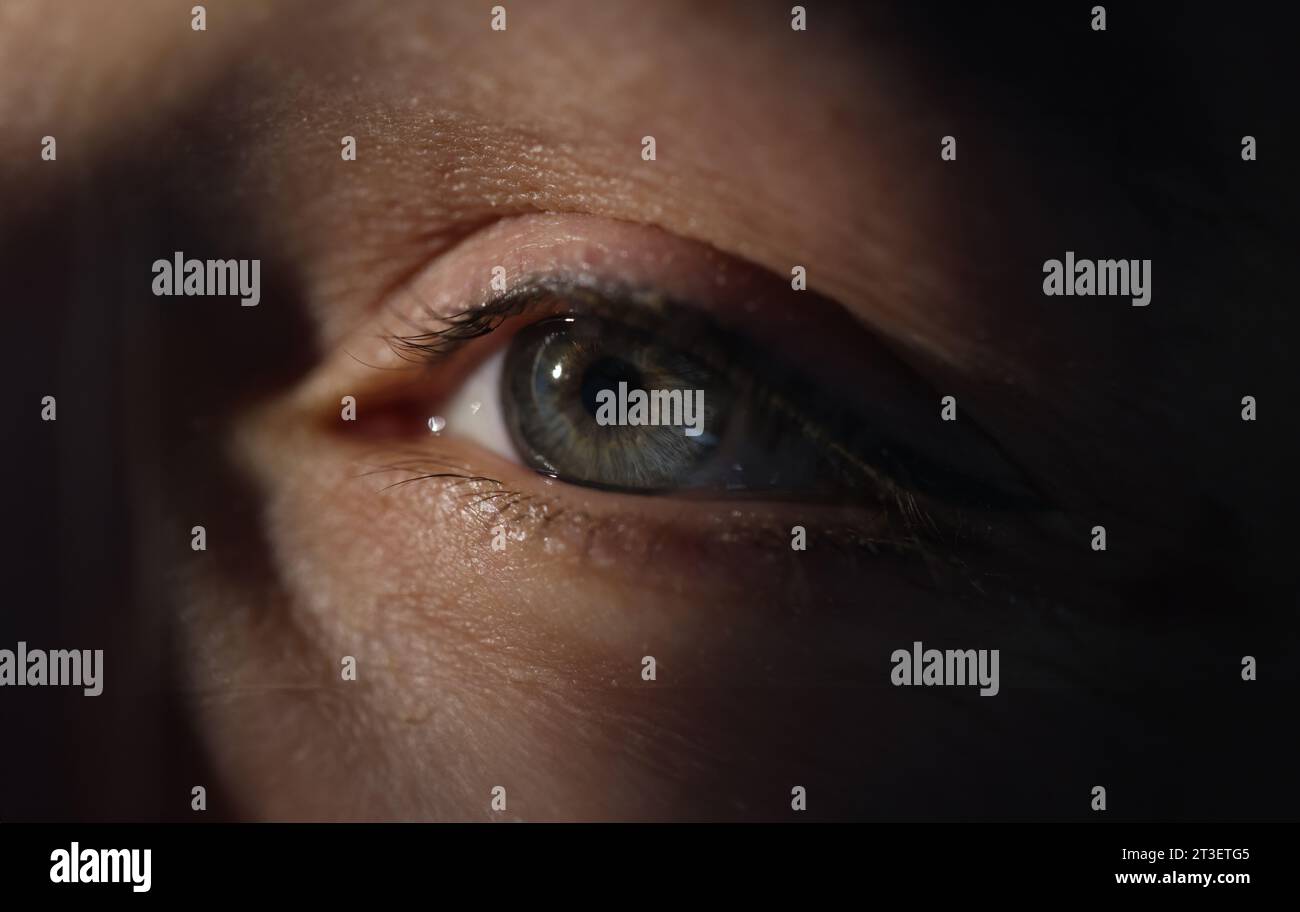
386 285 547 362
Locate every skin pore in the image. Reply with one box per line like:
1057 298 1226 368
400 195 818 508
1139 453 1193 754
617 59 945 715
2 1 1293 820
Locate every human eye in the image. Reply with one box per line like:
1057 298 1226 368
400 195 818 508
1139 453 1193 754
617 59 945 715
421 277 1045 519
304 212 1054 588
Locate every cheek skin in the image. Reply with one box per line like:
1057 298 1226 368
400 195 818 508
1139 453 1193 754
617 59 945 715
177 387 1236 820
173 391 969 820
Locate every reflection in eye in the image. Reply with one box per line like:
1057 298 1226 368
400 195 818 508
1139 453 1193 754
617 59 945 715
422 279 1048 515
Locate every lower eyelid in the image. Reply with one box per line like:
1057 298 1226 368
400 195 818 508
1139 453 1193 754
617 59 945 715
368 431 977 566
371 455 891 590
245 392 1084 631
264 362 1067 607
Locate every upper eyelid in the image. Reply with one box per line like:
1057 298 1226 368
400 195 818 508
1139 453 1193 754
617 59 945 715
359 211 856 365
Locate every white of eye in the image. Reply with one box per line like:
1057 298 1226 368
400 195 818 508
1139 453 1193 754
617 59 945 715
440 347 521 464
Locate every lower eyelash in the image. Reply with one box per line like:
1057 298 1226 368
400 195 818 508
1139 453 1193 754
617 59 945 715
361 454 504 492
357 449 562 533
355 448 1012 601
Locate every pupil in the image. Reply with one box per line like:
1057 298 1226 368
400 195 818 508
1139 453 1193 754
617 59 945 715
579 355 642 417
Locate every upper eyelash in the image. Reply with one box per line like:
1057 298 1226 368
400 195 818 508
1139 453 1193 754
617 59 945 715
386 288 542 362
385 276 726 368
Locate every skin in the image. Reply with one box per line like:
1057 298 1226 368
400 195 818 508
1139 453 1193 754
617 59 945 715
1 1 1295 820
